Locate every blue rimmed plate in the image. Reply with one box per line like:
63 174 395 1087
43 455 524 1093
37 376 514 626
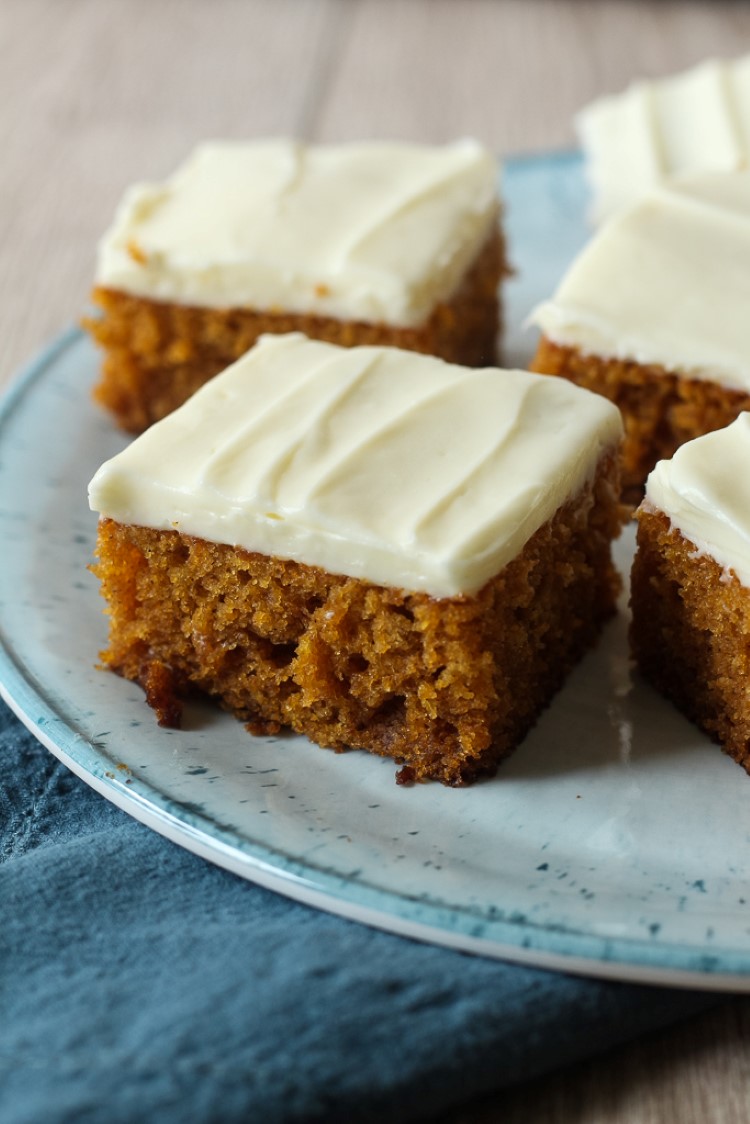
3 153 750 989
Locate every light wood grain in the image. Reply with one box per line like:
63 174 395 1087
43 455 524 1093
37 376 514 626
444 999 750 1124
313 0 750 149
0 0 333 382
3 2 750 1121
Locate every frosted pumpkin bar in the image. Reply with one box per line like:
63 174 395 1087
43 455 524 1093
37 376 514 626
530 172 750 495
89 334 624 785
577 54 750 224
631 415 750 774
86 138 506 432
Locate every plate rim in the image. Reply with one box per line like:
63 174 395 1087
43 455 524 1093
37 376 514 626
2 655 747 993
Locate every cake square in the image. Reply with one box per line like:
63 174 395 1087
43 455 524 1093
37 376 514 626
576 54 750 224
530 171 750 496
89 334 624 785
85 138 506 433
631 414 750 771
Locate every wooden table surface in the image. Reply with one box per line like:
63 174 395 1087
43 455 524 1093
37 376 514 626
3 2 750 1120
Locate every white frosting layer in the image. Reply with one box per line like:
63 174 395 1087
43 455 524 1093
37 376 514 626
95 139 499 328
577 55 750 223
88 334 623 598
530 171 750 393
644 414 750 589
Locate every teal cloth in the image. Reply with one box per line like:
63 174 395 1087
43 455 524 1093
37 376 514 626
0 699 718 1123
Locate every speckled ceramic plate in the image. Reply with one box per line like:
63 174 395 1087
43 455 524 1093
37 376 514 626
3 153 750 990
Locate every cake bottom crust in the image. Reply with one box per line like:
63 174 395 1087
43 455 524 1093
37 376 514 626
86 226 506 433
631 507 750 772
92 452 623 785
530 337 750 498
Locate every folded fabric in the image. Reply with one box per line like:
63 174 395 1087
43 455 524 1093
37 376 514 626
0 699 718 1124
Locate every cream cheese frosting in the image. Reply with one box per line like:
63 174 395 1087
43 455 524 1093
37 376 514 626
644 414 750 589
530 171 750 393
577 55 750 223
94 138 499 328
88 334 623 598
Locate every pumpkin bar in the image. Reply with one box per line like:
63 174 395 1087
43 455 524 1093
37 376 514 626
577 54 750 224
631 414 750 773
530 171 750 496
89 334 624 785
86 138 506 432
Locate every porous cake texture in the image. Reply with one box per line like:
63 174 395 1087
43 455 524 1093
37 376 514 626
577 54 750 223
86 139 506 432
631 415 750 772
530 171 750 496
89 334 624 786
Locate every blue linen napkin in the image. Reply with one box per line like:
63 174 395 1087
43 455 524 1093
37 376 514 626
0 698 718 1124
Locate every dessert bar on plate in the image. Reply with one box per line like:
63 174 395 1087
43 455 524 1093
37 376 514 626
631 414 750 774
576 54 750 224
529 171 750 496
86 138 506 432
88 333 624 786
